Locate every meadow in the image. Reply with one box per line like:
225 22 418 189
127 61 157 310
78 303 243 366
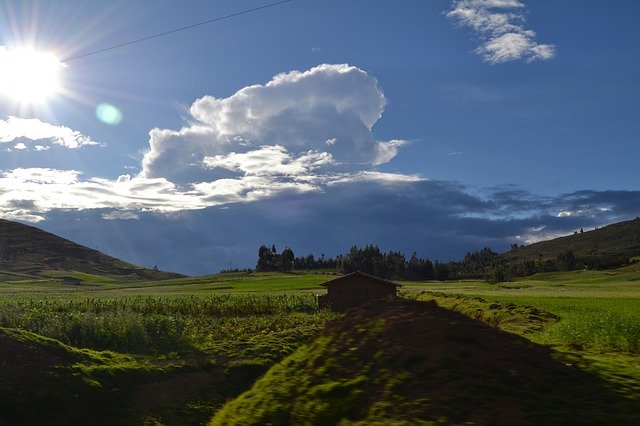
0 268 638 424
405 264 640 399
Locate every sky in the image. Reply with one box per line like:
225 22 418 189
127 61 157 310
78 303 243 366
0 0 639 275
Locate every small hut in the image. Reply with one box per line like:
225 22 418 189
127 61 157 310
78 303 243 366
317 271 401 311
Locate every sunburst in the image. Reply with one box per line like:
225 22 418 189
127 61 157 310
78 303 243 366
0 47 66 105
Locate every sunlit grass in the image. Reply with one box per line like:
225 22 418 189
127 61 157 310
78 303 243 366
409 273 640 401
0 271 334 297
0 294 337 359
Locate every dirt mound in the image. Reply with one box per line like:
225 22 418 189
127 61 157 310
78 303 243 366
211 299 638 425
0 329 265 425
0 332 94 425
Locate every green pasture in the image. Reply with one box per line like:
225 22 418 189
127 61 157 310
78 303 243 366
404 268 640 399
0 268 638 423
404 268 640 352
1 269 638 360
0 271 333 297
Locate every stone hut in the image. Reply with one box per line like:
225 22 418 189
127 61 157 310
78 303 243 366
317 271 401 311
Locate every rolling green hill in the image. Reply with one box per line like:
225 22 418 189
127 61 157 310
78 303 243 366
503 217 640 263
0 219 183 280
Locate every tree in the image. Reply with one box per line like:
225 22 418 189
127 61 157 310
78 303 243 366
556 250 576 271
279 247 294 271
257 245 276 271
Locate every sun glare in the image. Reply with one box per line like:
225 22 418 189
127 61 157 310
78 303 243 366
0 47 66 104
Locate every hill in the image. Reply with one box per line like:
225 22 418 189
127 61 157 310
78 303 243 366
210 299 638 425
0 219 183 280
504 217 640 264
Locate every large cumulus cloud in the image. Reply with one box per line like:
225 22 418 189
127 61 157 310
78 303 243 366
0 64 416 222
141 64 405 183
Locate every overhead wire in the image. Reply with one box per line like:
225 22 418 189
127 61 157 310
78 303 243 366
62 0 293 62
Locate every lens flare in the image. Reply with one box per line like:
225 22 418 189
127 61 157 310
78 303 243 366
96 103 123 125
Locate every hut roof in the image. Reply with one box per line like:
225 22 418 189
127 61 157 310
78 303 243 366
321 271 401 288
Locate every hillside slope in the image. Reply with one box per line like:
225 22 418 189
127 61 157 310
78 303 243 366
0 219 183 280
504 217 640 262
211 299 638 425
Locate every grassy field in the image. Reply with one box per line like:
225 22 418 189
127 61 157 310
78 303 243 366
404 266 640 400
403 266 640 353
0 272 339 424
0 271 332 297
1 269 638 424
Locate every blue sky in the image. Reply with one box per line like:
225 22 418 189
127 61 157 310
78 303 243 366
1 0 639 274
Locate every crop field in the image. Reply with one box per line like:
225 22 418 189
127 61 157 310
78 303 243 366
0 273 340 424
1 269 638 424
0 294 335 357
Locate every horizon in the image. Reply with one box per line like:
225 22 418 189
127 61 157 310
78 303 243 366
1 1 639 275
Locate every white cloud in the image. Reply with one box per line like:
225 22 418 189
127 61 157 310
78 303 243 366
515 227 571 245
102 211 140 220
203 145 333 177
14 142 27 150
327 171 424 186
193 176 320 206
0 116 100 148
0 168 207 221
0 65 422 222
0 166 328 220
447 0 556 63
141 64 404 183
373 140 409 166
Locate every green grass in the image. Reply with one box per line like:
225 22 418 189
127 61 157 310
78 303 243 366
406 270 640 400
211 295 639 425
0 271 334 297
210 324 412 426
0 272 338 365
404 270 640 354
0 275 339 424
0 294 337 360
1 268 639 423
41 270 118 283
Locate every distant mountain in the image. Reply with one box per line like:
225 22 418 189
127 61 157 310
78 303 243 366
503 217 640 263
0 219 184 280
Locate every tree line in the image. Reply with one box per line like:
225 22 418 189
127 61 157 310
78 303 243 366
255 244 632 281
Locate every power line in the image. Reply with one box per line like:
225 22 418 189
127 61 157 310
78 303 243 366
63 0 293 62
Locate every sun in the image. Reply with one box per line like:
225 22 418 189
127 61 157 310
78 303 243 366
0 47 66 104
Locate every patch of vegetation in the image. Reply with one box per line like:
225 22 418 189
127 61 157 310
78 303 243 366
0 292 339 425
211 299 639 425
2 266 640 424
407 285 640 401
411 291 559 335
505 218 640 263
0 294 336 358
41 270 118 283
